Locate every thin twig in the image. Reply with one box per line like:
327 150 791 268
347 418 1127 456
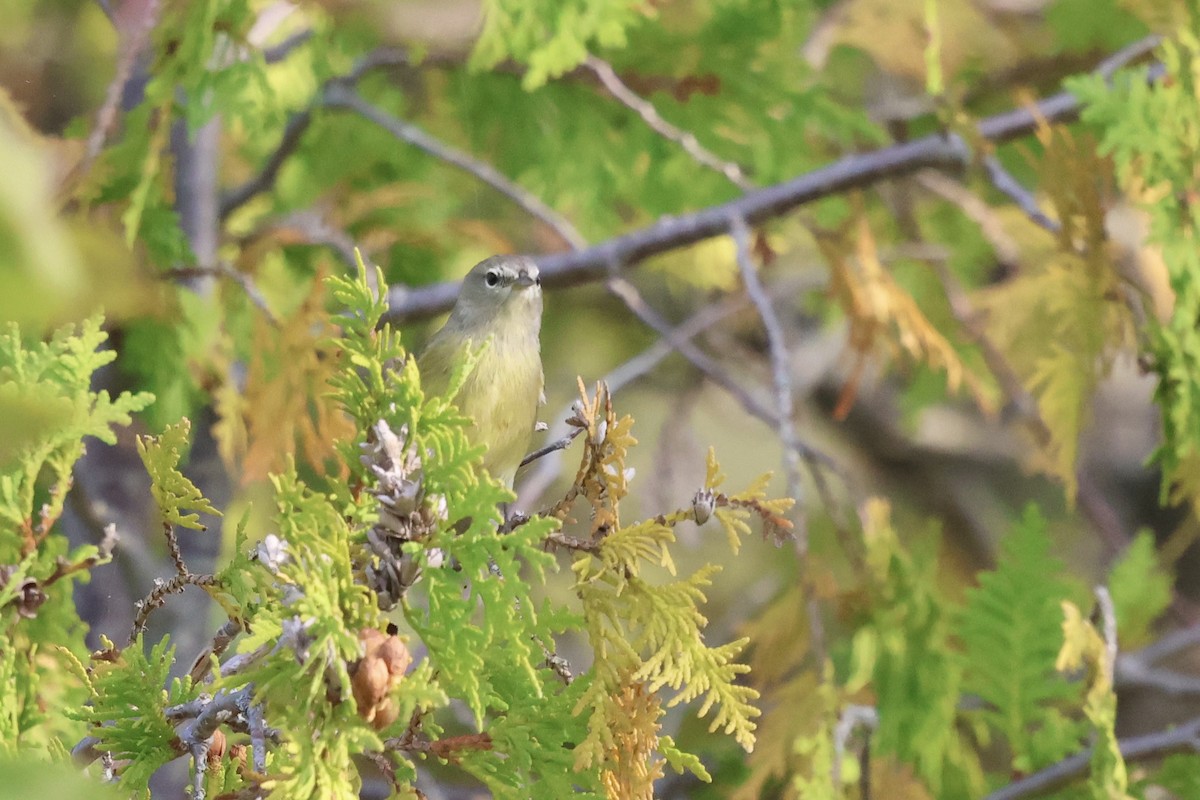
535 635 575 684
916 170 1021 266
322 84 587 252
262 29 313 64
164 522 188 575
1114 627 1200 692
1116 654 1200 696
387 46 1167 323
926 259 1128 555
583 55 753 191
219 50 406 217
1129 625 1200 665
224 41 580 260
237 208 362 272
981 155 1061 234
607 277 777 423
519 427 584 468
544 530 602 553
384 732 493 757
219 107 315 219
342 47 412 82
730 216 805 513
36 524 118 593
128 572 217 646
730 216 832 662
517 291 756 508
607 276 842 481
164 264 278 322
187 618 244 683
178 687 252 800
1095 585 1118 684
983 715 1200 800
71 0 162 194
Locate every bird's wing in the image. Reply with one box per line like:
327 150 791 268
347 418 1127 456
416 334 464 399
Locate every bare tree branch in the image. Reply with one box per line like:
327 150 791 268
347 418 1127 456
981 155 1061 234
916 170 1021 266
219 106 315 220
607 277 777 423
1094 34 1162 78
386 55 1166 324
218 48 412 219
730 214 833 664
1131 625 1200 664
1116 625 1200 696
983 715 1200 800
220 47 588 255
519 427 584 468
241 208 363 272
164 263 277 323
71 0 162 195
731 216 805 508
262 29 312 64
583 54 754 191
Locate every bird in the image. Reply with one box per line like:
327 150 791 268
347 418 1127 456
417 255 544 489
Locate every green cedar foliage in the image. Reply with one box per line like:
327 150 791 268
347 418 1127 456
0 317 152 755
9 3 1200 799
57 259 783 798
1107 531 1173 649
473 0 648 89
1057 598 1131 800
66 636 197 793
1069 28 1200 505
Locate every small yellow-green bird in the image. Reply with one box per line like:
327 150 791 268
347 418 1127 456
418 255 544 489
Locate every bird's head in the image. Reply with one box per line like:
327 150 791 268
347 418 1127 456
449 255 543 335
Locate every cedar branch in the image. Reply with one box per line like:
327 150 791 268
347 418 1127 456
386 49 1164 324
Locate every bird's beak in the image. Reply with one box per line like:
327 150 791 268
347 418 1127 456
514 270 539 289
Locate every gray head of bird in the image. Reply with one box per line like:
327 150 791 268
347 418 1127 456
447 255 543 336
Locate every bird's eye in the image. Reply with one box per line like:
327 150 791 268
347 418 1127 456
485 270 500 287
535 276 541 286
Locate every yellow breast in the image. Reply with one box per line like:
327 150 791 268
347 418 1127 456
459 336 542 487
419 332 543 489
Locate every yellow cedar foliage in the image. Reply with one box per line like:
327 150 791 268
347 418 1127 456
215 277 354 484
742 583 810 689
816 210 993 419
560 384 774 786
552 379 639 533
1057 601 1134 800
705 447 795 548
599 684 666 800
790 684 838 800
732 670 833 800
976 127 1134 502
